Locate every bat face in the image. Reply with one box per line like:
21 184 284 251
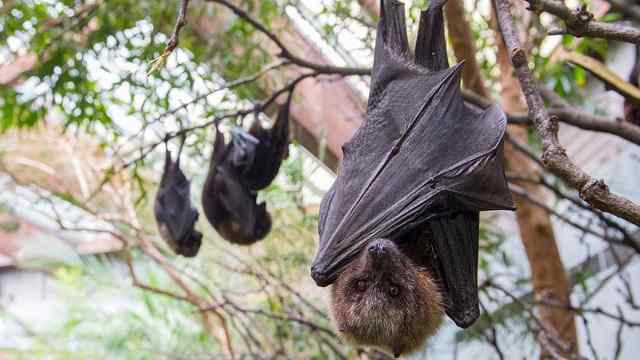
330 239 443 358
154 151 203 257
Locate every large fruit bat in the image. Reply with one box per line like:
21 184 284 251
311 0 515 328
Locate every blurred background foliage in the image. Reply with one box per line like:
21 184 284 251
0 0 637 359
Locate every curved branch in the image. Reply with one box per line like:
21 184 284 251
526 0 640 43
494 0 640 226
539 85 640 146
206 0 369 76
563 51 640 103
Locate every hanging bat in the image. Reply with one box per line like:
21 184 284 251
201 128 272 245
154 142 203 257
201 94 293 245
312 0 514 355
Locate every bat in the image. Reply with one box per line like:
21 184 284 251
312 0 514 336
154 141 203 257
201 127 272 245
201 93 292 244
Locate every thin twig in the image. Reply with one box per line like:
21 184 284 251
206 0 369 76
149 0 191 73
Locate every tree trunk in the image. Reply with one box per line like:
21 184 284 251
444 0 491 98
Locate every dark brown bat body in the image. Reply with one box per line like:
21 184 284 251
330 239 443 358
201 93 292 245
201 130 272 245
154 147 202 257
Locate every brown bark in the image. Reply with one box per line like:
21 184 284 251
444 0 492 98
493 6 578 358
358 0 379 18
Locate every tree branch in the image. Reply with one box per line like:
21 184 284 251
206 0 369 76
494 0 640 226
535 85 640 145
166 0 190 54
563 51 640 103
525 0 640 43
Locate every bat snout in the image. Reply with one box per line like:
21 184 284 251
367 242 387 257
367 238 395 258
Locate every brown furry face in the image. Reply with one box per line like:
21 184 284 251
330 239 444 358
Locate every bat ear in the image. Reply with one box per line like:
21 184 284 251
379 0 410 58
271 90 293 144
213 127 227 163
415 0 449 71
163 144 173 174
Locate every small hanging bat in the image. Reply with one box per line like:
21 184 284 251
312 0 514 355
201 96 291 245
201 128 272 245
154 142 203 257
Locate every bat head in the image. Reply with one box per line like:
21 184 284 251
330 238 444 357
175 228 203 257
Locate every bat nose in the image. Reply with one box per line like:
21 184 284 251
368 241 387 257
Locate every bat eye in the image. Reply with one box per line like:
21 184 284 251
388 285 400 297
356 280 367 292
